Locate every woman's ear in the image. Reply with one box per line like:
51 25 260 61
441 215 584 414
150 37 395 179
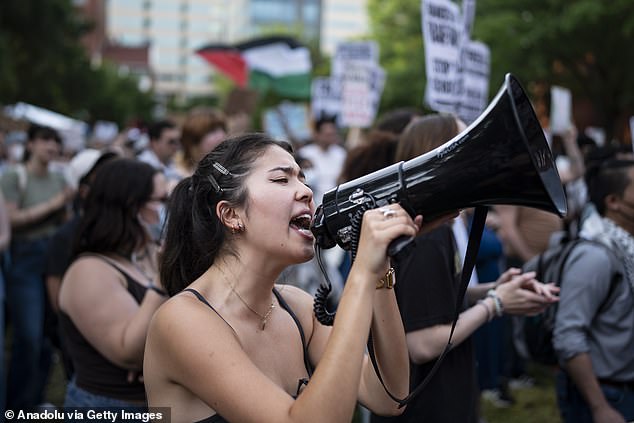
216 200 241 231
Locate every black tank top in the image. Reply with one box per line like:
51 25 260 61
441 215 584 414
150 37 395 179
185 287 313 423
59 255 150 402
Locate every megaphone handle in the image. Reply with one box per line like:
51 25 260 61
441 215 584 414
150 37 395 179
387 235 414 257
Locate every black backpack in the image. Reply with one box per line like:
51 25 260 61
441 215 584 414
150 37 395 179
513 235 622 366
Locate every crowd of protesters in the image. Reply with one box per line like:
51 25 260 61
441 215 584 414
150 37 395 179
0 98 632 423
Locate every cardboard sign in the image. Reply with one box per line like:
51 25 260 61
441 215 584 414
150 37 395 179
332 41 379 78
422 0 464 113
462 0 477 38
457 40 490 124
340 63 374 127
340 62 385 128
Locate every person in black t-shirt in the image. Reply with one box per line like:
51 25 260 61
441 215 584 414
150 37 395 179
371 113 559 423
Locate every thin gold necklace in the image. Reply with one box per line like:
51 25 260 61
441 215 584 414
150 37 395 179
230 285 276 330
219 267 276 330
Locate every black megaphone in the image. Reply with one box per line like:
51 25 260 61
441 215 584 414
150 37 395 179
310 73 568 256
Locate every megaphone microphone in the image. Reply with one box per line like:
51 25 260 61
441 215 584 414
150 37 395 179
311 73 567 257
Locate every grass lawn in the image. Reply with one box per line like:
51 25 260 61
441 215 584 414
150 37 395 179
481 364 561 423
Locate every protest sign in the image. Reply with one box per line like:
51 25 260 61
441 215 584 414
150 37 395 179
332 41 379 78
422 0 463 113
462 0 476 38
340 63 376 128
332 40 385 128
457 40 490 124
311 77 341 121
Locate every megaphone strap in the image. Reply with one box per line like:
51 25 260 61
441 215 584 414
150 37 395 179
366 206 489 408
313 202 488 407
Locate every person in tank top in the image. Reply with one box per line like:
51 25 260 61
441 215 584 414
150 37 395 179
143 133 443 422
59 158 169 409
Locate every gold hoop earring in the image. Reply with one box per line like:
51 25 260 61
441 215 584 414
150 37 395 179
231 222 245 234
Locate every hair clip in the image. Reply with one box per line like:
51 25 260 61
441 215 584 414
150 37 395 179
208 175 222 193
213 162 231 176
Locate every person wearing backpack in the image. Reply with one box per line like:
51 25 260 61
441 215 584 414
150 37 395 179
553 158 634 423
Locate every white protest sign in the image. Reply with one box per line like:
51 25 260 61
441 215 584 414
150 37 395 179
550 85 572 135
340 62 376 128
457 40 490 124
332 41 379 78
311 77 341 121
422 0 463 113
462 0 477 38
333 40 384 128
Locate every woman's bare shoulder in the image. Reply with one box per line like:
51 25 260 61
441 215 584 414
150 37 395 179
275 284 314 307
274 284 316 334
151 291 235 337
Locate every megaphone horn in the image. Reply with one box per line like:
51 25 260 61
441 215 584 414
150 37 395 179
311 73 568 254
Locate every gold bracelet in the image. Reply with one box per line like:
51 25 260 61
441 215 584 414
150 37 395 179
376 267 395 289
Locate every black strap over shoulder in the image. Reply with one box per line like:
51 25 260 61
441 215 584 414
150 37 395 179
273 288 314 377
183 288 236 332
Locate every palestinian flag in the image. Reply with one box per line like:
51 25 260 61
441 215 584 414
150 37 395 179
196 36 312 99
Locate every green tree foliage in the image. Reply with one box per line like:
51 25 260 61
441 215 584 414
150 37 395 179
0 0 154 126
367 0 428 113
474 0 634 140
367 0 634 139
